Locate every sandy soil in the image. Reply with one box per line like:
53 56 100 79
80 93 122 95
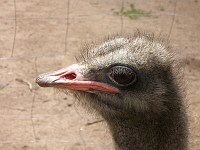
0 0 200 149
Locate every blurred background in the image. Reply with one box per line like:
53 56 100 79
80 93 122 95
0 0 199 149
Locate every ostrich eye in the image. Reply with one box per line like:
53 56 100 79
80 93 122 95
108 65 136 86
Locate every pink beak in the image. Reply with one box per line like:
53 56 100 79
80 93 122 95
36 64 119 93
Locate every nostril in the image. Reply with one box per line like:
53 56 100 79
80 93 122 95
64 73 77 80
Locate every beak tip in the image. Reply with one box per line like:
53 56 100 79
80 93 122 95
36 75 49 87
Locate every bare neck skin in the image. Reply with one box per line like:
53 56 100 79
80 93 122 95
103 105 188 150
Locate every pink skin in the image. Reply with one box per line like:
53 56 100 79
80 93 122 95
36 64 119 94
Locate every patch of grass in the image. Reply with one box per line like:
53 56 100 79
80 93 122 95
157 4 165 11
114 3 152 20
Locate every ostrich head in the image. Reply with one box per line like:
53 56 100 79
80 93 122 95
36 32 181 120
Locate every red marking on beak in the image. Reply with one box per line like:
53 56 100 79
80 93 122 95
36 64 119 94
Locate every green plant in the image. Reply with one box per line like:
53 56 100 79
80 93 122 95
157 4 165 11
114 3 152 20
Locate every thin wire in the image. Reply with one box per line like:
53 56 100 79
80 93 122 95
0 51 66 60
0 12 176 21
11 0 17 57
0 139 97 144
120 0 125 34
168 0 178 40
30 57 38 142
85 120 104 126
64 0 71 55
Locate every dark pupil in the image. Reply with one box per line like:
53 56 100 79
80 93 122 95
109 66 136 86
113 73 134 85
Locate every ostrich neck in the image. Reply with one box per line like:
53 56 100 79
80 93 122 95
104 108 188 150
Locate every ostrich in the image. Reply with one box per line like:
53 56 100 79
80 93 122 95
36 32 188 150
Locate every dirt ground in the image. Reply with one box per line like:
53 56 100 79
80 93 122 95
0 0 200 149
